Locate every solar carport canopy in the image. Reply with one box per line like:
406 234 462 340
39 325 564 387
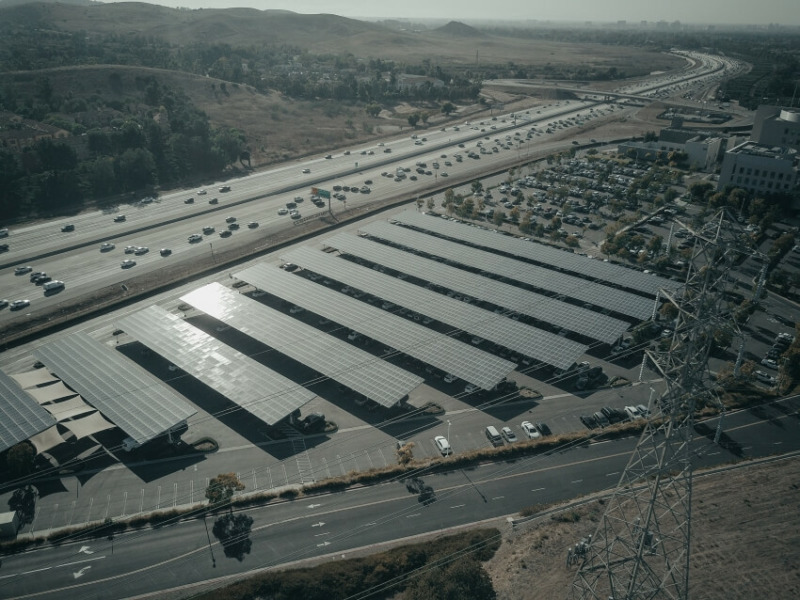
392 210 675 298
282 246 588 371
0 369 57 453
357 221 631 343
117 306 316 426
327 226 652 322
234 263 516 390
33 333 196 447
180 283 424 407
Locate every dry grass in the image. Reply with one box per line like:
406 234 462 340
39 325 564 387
484 456 800 600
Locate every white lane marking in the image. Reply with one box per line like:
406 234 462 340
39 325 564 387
531 487 545 492
450 504 465 509
606 472 620 477
571 479 583 484
406 513 421 518
491 496 505 500
21 567 52 575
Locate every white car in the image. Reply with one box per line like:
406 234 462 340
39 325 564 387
347 330 359 341
188 234 202 243
501 426 517 443
521 421 541 439
624 406 644 420
197 189 207 195
761 358 779 370
100 242 115 252
10 299 30 311
289 305 304 315
443 373 457 384
278 208 289 215
14 266 32 274
134 246 149 255
434 435 452 456
464 383 479 394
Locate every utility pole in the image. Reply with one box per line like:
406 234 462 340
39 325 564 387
569 211 744 600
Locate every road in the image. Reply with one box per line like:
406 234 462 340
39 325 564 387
1 395 798 599
0 50 739 333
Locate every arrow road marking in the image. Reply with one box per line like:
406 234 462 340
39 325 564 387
311 521 326 528
78 545 94 555
316 541 331 547
307 504 322 509
314 532 330 537
73 566 92 579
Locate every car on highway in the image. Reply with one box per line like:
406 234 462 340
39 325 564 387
225 216 237 223
124 245 136 254
29 271 45 282
278 207 289 215
434 435 452 456
34 275 52 285
197 189 207 195
521 421 541 439
290 211 301 219
302 168 310 174
209 197 218 204
218 186 231 192
203 226 215 234
247 221 259 229
228 222 240 230
134 246 149 255
0 299 8 309
10 299 30 311
325 154 332 159
14 266 32 275
160 248 172 257
113 215 126 222
219 230 232 238
184 197 194 204
61 224 75 232
100 242 115 252
188 234 202 243
120 259 136 268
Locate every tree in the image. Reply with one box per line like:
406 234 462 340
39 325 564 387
396 442 415 465
205 473 245 511
8 485 37 525
365 103 381 117
408 113 420 128
470 180 483 195
7 442 35 477
492 210 505 227
426 197 435 211
212 513 254 561
441 102 456 115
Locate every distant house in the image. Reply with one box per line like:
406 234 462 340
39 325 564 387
0 112 69 150
395 74 444 91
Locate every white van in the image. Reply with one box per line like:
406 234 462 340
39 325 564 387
485 425 503 446
43 280 65 292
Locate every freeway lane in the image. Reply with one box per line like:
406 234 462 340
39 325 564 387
3 398 799 600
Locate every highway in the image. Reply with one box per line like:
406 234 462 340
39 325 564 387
0 50 738 333
1 395 798 600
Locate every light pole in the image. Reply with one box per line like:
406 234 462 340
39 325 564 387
447 420 451 444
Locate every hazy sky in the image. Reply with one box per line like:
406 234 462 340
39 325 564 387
103 0 800 26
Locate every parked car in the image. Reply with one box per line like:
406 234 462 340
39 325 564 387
521 421 540 439
434 435 452 456
761 358 779 370
535 422 551 436
443 373 457 384
580 414 598 429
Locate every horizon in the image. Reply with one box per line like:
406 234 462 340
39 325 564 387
88 0 800 27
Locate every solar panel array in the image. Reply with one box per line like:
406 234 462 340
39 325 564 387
358 221 631 343
234 263 516 390
180 283 423 407
117 306 316 426
392 210 675 296
327 228 653 322
33 333 196 446
0 369 57 453
282 246 588 371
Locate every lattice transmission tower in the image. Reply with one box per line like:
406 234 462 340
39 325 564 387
569 210 747 600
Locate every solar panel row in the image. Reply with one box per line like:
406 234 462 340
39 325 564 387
33 333 196 446
180 283 424 407
392 210 674 297
282 245 588 371
357 220 631 342
0 369 57 453
117 306 317 426
234 263 516 390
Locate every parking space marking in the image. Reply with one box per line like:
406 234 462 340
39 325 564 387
571 479 583 484
531 487 545 492
606 471 620 477
491 496 504 501
406 513 421 518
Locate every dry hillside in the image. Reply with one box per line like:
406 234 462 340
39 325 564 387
485 456 800 600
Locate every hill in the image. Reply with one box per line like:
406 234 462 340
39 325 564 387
435 20 486 38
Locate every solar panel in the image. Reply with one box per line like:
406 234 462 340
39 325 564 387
0 370 58 453
180 283 423 407
234 263 516 390
117 306 316 426
325 229 653 322
392 210 675 296
33 333 196 446
358 221 631 343
281 246 588 371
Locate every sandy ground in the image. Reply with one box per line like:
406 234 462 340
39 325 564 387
484 455 800 600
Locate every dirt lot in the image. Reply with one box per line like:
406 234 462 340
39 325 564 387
484 456 800 600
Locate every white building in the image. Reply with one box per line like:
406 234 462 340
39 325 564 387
751 105 800 152
717 141 798 195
